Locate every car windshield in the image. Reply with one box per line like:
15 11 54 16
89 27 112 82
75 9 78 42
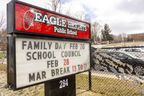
108 52 133 60
118 52 133 60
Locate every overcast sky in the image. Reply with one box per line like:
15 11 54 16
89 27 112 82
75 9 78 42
0 0 144 35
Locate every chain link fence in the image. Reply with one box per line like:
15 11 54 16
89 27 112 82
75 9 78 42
76 73 89 90
76 46 144 96
89 46 144 96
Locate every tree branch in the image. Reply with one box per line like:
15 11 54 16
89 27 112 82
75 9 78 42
0 15 5 29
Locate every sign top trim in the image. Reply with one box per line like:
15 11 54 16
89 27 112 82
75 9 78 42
8 1 91 40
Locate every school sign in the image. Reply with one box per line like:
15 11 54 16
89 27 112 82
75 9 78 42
7 1 91 93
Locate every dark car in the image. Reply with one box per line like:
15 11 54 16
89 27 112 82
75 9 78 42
92 50 144 76
107 52 144 76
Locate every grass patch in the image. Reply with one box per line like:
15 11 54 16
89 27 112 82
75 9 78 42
0 51 6 59
39 88 44 96
76 74 89 90
0 52 5 59
0 64 6 71
76 74 144 96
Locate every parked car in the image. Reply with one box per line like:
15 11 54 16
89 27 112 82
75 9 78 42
106 52 144 76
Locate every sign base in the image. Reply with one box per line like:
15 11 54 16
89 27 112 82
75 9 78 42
45 75 76 96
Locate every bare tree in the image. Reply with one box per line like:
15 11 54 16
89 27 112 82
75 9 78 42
0 14 5 29
91 22 103 43
0 29 7 49
0 14 7 51
51 0 61 12
0 29 7 64
75 11 86 20
46 0 61 12
46 0 87 21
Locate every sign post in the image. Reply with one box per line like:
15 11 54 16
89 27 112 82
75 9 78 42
7 0 91 96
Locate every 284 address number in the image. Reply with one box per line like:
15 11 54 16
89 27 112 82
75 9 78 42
59 79 69 89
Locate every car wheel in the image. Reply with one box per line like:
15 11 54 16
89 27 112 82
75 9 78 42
134 66 144 76
94 64 102 71
108 66 118 74
94 64 108 72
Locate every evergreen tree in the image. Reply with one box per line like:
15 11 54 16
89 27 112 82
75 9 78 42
102 24 113 41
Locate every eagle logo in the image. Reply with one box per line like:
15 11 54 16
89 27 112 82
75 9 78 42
23 8 35 30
